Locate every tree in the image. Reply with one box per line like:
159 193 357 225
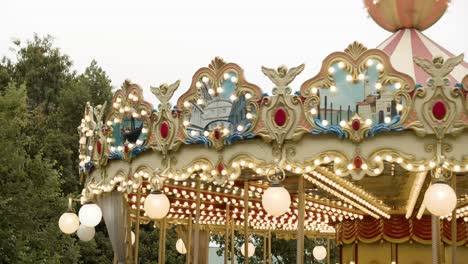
0 84 80 263
0 36 114 263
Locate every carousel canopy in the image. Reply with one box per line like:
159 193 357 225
377 28 468 86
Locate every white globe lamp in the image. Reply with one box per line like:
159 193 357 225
240 242 255 258
176 238 187 254
262 185 291 217
131 231 136 245
144 190 170 219
77 224 96 241
313 245 327 261
424 182 457 217
58 212 80 234
79 203 102 227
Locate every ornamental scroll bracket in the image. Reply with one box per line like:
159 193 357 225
300 42 415 143
257 64 307 154
407 54 467 138
176 57 262 151
105 81 153 161
150 80 183 159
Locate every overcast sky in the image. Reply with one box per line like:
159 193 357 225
2 0 467 104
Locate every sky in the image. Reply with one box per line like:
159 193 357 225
2 0 467 104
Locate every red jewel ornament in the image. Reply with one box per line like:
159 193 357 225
96 140 102 154
353 156 363 169
160 121 169 139
432 101 447 120
124 144 129 153
214 129 221 140
274 108 287 127
352 119 360 131
217 163 225 174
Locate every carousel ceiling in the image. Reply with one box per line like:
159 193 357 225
77 41 468 236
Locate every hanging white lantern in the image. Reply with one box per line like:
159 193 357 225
240 242 255 258
313 245 327 261
424 182 457 217
77 224 96 241
176 238 187 254
58 212 80 234
262 185 291 217
144 190 170 219
79 203 103 227
131 231 136 245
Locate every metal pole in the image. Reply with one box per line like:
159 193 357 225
296 175 305 264
327 238 330 264
263 233 267 264
244 181 249 264
158 219 167 264
134 189 141 264
187 214 193 264
432 215 439 264
225 204 230 264
193 178 202 264
451 175 457 264
268 229 272 264
231 219 235 264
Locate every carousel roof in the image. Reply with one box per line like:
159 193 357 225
76 0 468 245
377 28 468 86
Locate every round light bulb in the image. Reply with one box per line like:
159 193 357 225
313 245 327 260
77 224 95 241
58 212 79 234
176 238 187 254
79 203 102 227
424 182 457 217
240 242 255 257
144 191 170 219
262 186 291 217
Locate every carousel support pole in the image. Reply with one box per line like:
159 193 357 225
243 181 249 264
268 229 272 264
263 233 267 264
224 204 230 264
296 175 305 264
187 214 193 264
432 215 440 264
133 189 141 264
158 218 167 264
193 178 202 264
326 238 330 264
451 175 457 264
230 219 235 263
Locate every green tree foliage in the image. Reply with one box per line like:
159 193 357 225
0 35 114 263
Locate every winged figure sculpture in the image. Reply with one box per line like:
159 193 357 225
261 64 305 95
151 80 180 107
413 54 464 88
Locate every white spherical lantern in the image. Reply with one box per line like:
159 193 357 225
58 212 80 234
131 231 136 245
144 190 170 219
313 245 327 261
176 238 187 254
240 242 255 258
262 186 291 217
79 203 102 227
77 224 95 241
424 182 457 217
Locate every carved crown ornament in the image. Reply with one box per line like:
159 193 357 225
77 50 468 200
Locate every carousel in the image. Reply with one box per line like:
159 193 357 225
58 0 468 263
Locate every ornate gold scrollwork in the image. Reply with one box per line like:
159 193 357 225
176 57 262 151
300 42 415 143
257 64 305 148
150 80 183 158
